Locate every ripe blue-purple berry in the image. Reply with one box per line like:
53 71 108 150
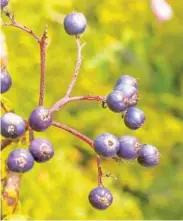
1 112 26 139
93 132 120 158
88 186 113 210
0 0 8 9
106 90 128 113
114 84 138 107
124 107 145 130
29 106 52 132
64 12 87 35
29 138 54 163
0 67 12 93
7 149 34 173
137 144 160 168
117 135 140 160
115 74 137 88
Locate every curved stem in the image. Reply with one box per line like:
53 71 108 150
66 36 85 97
49 95 104 113
52 121 93 147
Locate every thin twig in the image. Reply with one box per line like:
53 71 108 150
66 36 85 97
1 101 8 113
49 95 104 113
39 26 48 106
2 11 40 42
96 156 103 186
52 121 93 147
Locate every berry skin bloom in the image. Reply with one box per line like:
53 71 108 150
7 148 34 173
137 144 160 168
93 132 120 158
28 106 52 132
0 67 12 93
88 186 113 210
106 90 128 113
64 12 87 35
124 107 145 130
115 74 137 88
0 0 8 9
29 138 54 163
114 84 138 107
1 112 26 139
117 135 140 160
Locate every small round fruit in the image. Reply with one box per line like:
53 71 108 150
137 144 160 168
117 135 140 160
7 148 34 173
93 132 120 158
1 112 26 139
64 12 87 35
29 138 54 163
124 107 145 130
115 84 138 107
106 90 128 113
88 186 113 210
0 67 12 93
0 0 8 9
28 106 52 132
115 74 137 88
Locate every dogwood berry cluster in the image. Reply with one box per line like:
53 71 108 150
1 3 160 214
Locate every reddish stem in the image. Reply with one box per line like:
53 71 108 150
49 95 104 113
39 27 48 106
1 102 8 113
3 11 40 42
52 121 93 147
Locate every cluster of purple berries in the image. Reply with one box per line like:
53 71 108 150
1 6 160 212
106 74 145 130
89 75 160 210
1 107 54 172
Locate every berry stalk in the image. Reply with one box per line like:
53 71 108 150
50 95 104 113
66 36 85 97
52 121 93 147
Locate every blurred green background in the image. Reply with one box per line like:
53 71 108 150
1 0 183 219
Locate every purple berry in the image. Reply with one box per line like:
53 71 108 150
29 138 54 163
117 135 140 160
137 144 160 168
7 148 34 173
106 90 128 113
1 112 26 139
124 107 145 130
114 84 138 107
115 75 137 88
88 186 113 210
29 106 52 132
93 132 120 158
0 0 8 9
64 12 87 35
0 67 12 93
